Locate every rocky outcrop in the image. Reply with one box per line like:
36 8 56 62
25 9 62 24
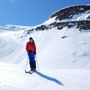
50 5 90 21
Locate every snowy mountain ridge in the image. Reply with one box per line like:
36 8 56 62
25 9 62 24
0 5 90 32
0 25 33 31
38 5 90 30
50 5 90 21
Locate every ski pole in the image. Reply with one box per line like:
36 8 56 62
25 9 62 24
35 54 40 72
25 58 28 72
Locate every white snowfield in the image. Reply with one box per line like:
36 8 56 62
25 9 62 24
0 25 90 90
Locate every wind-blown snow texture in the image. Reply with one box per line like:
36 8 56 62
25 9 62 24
0 5 90 90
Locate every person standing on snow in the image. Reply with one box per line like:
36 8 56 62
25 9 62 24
26 37 36 71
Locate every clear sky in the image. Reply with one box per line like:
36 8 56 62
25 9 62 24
0 0 89 26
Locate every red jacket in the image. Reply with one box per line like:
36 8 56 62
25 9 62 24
26 40 36 53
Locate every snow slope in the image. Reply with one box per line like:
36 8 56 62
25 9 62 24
0 27 90 69
0 25 90 90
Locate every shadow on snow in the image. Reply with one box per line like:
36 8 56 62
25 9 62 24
35 71 64 86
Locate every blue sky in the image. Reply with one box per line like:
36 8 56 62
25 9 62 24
0 0 89 26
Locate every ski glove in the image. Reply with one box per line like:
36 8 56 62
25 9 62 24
34 52 36 54
28 50 32 53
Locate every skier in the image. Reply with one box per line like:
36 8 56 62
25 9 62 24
26 37 36 71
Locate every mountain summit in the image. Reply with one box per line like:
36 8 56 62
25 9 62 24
34 5 90 31
50 5 90 21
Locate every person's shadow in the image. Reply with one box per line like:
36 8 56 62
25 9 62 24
35 71 64 86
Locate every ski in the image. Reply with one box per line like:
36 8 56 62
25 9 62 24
25 71 31 74
25 70 37 74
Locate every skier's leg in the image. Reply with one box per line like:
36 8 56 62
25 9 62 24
28 52 33 70
31 52 36 70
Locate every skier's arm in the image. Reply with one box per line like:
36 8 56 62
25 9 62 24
26 43 29 52
34 42 36 54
